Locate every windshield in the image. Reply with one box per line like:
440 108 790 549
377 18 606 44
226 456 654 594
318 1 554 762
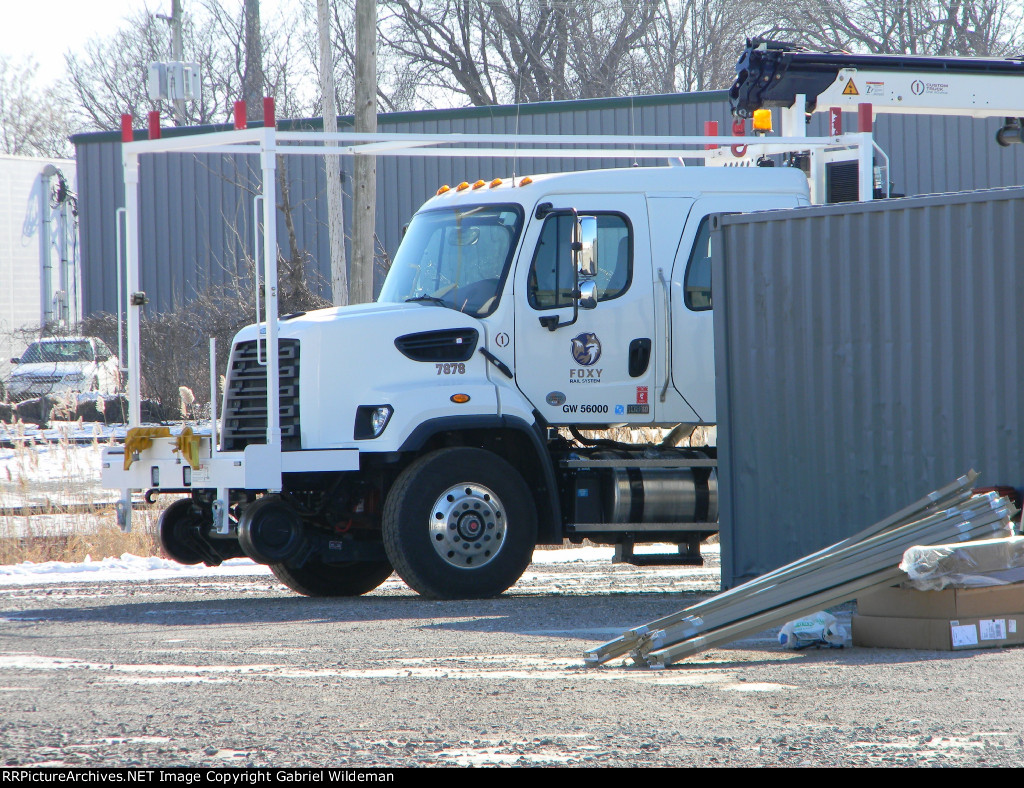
378 204 523 317
20 340 94 364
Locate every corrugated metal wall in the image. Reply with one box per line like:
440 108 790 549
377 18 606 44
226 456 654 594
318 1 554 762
713 187 1024 588
73 92 1024 315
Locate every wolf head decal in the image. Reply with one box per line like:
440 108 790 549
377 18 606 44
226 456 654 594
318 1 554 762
570 332 602 366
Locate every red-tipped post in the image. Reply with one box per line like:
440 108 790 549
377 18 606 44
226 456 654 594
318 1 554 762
121 114 134 143
858 103 873 132
263 97 276 129
704 120 719 150
147 110 161 140
234 101 247 130
829 107 842 136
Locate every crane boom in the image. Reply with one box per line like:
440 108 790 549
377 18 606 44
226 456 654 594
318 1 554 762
731 38 1024 128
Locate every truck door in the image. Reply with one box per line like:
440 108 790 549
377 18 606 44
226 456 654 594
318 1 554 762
512 194 658 425
670 195 801 420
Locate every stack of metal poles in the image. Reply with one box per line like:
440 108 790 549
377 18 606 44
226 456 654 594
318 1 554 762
584 471 1017 669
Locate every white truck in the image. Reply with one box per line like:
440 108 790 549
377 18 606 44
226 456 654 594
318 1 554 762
102 41 1024 599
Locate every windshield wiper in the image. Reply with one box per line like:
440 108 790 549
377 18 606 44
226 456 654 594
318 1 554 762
405 294 449 306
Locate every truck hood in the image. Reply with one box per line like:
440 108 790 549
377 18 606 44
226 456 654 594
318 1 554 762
228 300 495 451
233 300 482 344
11 361 96 378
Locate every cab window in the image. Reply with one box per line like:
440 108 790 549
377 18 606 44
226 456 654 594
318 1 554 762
684 216 713 310
528 213 631 310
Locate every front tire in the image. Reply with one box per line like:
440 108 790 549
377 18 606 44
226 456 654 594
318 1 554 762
382 447 537 599
271 560 394 597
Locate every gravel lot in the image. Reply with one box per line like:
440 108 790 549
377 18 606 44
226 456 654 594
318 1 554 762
1 552 1023 767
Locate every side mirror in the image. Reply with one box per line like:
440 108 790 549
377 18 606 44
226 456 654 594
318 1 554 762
575 216 598 278
10 357 19 364
577 280 598 310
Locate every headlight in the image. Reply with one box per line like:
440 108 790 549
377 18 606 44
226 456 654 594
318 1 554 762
354 405 393 440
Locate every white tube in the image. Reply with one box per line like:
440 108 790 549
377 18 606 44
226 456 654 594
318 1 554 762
260 130 281 452
123 153 142 428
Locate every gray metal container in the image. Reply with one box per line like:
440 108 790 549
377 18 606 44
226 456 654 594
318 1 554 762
713 187 1024 589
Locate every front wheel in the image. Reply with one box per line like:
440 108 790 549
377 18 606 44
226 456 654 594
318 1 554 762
382 447 537 599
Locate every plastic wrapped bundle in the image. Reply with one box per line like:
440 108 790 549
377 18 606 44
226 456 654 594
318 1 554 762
900 536 1024 591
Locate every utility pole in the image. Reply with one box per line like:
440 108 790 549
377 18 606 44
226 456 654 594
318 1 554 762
351 0 376 304
317 0 348 306
242 0 263 122
170 0 185 124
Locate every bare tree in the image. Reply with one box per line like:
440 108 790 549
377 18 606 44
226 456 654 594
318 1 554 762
318 0 350 307
304 0 422 114
768 0 1023 56
351 0 377 304
563 1 660 98
242 0 266 120
0 55 80 158
65 2 314 131
380 0 497 105
380 1 666 106
672 0 769 92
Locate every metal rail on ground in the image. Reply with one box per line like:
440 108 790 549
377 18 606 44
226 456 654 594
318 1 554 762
585 472 1017 668
584 471 979 665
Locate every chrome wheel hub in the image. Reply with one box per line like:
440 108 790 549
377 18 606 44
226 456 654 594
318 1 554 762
428 483 506 569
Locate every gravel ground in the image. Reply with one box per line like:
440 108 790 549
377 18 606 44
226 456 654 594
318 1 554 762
1 554 1023 767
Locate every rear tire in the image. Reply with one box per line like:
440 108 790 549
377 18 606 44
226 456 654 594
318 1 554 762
382 447 537 599
270 560 394 597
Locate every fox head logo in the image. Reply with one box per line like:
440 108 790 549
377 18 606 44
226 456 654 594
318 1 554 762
570 332 602 366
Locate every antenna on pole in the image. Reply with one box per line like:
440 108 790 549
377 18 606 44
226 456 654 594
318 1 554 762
151 0 198 125
512 71 523 185
630 96 638 167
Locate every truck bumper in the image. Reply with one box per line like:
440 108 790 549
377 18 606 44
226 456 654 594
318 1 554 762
101 439 361 493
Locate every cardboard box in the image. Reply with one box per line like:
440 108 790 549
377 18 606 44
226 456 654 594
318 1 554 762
857 583 1024 619
853 614 1024 651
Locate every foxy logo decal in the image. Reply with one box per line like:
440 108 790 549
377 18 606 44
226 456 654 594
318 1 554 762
570 332 602 366
569 332 602 384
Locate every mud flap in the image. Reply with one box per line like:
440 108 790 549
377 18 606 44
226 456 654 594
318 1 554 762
116 490 132 533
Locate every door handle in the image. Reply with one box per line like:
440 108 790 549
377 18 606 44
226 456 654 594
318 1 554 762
658 268 671 402
628 338 651 377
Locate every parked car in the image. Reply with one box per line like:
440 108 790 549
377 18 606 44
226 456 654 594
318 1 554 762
7 337 121 401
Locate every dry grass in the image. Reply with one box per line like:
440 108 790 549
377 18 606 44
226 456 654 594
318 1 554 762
0 510 164 565
0 432 167 565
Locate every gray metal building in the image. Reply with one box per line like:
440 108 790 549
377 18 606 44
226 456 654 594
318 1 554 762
713 187 1024 589
72 91 1024 315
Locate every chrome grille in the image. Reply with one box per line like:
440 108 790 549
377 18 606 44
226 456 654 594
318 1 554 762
220 339 301 451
